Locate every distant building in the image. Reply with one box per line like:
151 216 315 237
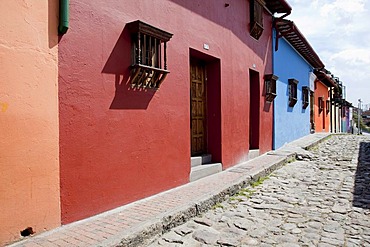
313 70 337 133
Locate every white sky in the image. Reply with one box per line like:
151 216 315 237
287 0 370 108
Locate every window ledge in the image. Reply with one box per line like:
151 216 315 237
264 74 278 102
289 98 297 107
130 64 169 90
266 92 277 102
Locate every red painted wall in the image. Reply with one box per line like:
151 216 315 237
59 0 273 223
314 80 330 132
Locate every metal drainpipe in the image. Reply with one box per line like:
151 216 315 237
58 0 69 34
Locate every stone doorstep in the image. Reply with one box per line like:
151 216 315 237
191 154 212 167
248 149 260 160
189 163 222 182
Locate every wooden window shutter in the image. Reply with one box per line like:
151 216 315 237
250 0 265 40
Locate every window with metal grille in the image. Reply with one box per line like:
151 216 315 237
264 74 278 102
250 0 265 40
302 86 309 109
136 33 160 67
326 100 330 114
288 78 298 107
127 20 173 89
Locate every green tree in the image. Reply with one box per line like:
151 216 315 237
353 110 370 133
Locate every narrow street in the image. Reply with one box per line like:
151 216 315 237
148 135 370 247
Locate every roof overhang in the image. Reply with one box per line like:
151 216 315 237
275 19 324 69
265 0 292 15
314 70 337 88
344 101 353 107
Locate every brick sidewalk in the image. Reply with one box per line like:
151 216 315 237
8 133 331 247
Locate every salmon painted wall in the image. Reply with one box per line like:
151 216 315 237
0 0 60 245
314 80 330 132
59 0 273 223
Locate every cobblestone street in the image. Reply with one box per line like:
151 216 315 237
148 135 370 247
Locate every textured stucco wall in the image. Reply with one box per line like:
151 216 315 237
59 0 273 224
0 0 60 245
314 80 330 132
273 35 312 149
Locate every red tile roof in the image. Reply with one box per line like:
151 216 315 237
275 19 324 69
314 70 337 88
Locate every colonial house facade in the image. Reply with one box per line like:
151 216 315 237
2 1 357 245
272 19 324 149
330 77 350 133
0 1 60 245
58 0 291 225
1 0 294 245
313 69 337 133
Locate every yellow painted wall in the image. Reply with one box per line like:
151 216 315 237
0 0 60 245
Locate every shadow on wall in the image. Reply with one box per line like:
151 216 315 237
102 25 155 110
353 141 370 209
168 0 269 62
48 0 58 48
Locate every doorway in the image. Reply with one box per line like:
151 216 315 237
189 49 221 163
323 100 326 131
190 59 207 156
249 69 260 149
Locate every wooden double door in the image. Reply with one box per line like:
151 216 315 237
190 60 207 156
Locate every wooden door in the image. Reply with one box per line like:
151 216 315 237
190 60 207 155
249 69 260 149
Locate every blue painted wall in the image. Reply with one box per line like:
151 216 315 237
273 30 313 149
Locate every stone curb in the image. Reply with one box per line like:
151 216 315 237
109 176 252 247
303 134 332 150
109 134 332 246
7 133 333 247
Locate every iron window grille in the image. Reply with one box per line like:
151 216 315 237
302 86 309 109
264 74 278 102
250 0 265 40
326 100 330 115
288 78 298 107
127 20 173 89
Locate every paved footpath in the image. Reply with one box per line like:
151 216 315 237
9 133 368 247
147 135 370 247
